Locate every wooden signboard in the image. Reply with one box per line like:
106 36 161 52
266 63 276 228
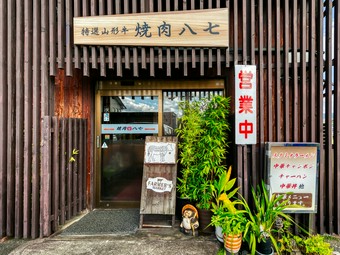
139 136 178 228
266 142 320 213
74 8 229 47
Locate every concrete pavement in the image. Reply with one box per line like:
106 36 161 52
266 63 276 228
8 228 222 255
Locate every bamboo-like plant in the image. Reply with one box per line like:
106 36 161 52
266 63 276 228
176 95 231 210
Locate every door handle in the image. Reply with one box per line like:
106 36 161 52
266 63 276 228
96 136 100 148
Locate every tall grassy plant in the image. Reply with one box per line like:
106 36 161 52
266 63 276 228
176 95 231 209
176 100 204 199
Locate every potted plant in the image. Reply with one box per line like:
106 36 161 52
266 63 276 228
210 166 239 242
242 181 295 255
211 193 249 254
176 95 232 233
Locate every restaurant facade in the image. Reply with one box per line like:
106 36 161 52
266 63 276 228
0 0 339 238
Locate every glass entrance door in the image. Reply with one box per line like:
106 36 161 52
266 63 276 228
96 93 160 208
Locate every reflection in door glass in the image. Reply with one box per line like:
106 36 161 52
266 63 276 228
100 96 158 203
162 90 223 136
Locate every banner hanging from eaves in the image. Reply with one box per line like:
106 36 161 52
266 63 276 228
73 8 229 47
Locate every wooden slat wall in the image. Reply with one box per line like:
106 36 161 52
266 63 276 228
0 0 339 239
41 117 87 237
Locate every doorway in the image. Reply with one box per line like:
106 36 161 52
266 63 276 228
95 80 225 208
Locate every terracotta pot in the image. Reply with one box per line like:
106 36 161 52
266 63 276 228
223 233 242 254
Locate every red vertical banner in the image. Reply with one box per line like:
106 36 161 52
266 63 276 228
235 65 257 144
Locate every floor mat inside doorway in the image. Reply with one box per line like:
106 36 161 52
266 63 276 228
60 209 140 236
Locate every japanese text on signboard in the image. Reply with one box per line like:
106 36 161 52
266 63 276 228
267 143 319 213
73 8 229 47
235 65 257 144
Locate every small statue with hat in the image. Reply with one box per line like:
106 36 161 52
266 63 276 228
180 204 199 236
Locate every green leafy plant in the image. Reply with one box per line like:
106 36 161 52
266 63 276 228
297 234 333 255
176 95 231 210
242 181 295 255
176 99 204 199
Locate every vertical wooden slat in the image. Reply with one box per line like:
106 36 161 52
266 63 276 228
67 119 73 219
6 0 16 238
182 0 187 76
41 0 50 233
226 0 230 67
242 0 247 64
284 0 290 141
41 116 52 237
83 120 88 209
233 0 243 192
82 0 90 76
60 119 66 225
41 0 49 117
191 0 196 70
309 0 316 141
216 0 221 75
73 120 78 215
57 0 65 68
52 117 60 232
292 0 298 142
325 0 333 233
308 0 317 227
301 0 307 142
316 0 325 234
258 0 265 178
49 0 56 75
66 0 73 76
74 0 81 69
157 0 163 70
124 0 131 70
91 0 98 70
141 0 147 69
132 0 139 77
174 0 179 69
335 0 340 234
291 0 299 228
275 0 281 141
78 120 84 211
31 0 41 238
148 0 155 76
267 0 273 142
0 0 7 239
15 0 24 238
107 1 114 69
23 0 33 238
99 0 106 77
241 0 248 198
116 0 122 76
250 0 257 190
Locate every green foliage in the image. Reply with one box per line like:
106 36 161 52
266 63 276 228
176 95 231 210
210 166 248 236
242 181 296 255
297 234 333 255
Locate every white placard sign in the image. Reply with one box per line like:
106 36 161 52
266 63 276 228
235 65 257 144
266 142 319 213
144 142 176 164
146 177 173 193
